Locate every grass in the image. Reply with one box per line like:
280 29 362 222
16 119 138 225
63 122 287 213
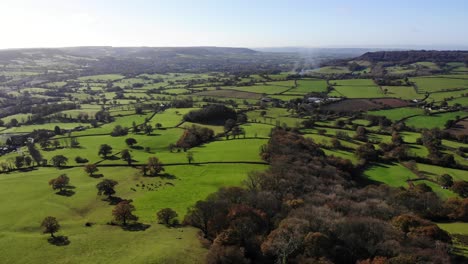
329 86 383 99
410 77 468 93
369 107 425 122
285 79 328 94
438 222 468 257
78 74 125 81
405 111 468 129
229 85 290 95
312 66 350 74
0 163 264 263
383 86 422 100
363 163 416 188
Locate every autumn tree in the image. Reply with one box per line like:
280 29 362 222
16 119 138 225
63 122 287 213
84 163 98 176
96 179 118 198
41 216 60 238
112 200 138 225
48 174 70 192
141 157 164 176
452 181 468 198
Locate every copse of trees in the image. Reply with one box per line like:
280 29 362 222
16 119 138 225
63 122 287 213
111 125 129 137
183 104 237 125
176 125 214 149
185 128 455 263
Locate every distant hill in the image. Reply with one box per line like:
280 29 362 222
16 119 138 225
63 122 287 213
356 50 468 64
0 46 298 75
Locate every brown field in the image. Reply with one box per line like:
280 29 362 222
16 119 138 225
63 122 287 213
321 99 385 112
446 118 468 136
371 98 412 107
194 89 263 99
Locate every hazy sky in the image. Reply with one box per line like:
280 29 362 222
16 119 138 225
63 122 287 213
1 0 468 49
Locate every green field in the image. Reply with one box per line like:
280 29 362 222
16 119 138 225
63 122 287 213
405 111 468 129
363 163 416 187
0 163 265 263
369 107 425 121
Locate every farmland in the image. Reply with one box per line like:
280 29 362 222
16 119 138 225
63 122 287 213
0 47 467 263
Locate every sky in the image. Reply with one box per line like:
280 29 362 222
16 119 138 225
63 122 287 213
1 0 468 49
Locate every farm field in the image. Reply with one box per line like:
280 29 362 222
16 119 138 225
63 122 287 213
1 48 467 263
405 111 468 129
369 107 425 122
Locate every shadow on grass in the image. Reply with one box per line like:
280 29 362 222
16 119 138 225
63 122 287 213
47 236 70 246
121 222 151 232
131 146 144 150
160 173 177 180
56 189 75 197
103 196 124 205
90 173 104 178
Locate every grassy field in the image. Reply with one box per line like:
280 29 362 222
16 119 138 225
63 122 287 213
410 77 468 93
285 79 328 94
0 163 265 263
363 163 416 188
312 66 350 74
383 86 422 100
369 107 425 121
438 222 468 257
329 79 383 98
405 111 468 129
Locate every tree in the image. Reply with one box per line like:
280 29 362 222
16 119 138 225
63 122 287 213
96 179 118 198
52 140 60 149
437 174 453 187
125 138 137 147
112 200 138 225
143 157 164 176
15 156 25 169
54 125 61 135
24 156 32 167
51 155 68 167
187 152 194 164
41 216 60 238
121 149 133 165
391 131 404 146
84 164 98 176
261 218 309 264
27 143 43 166
48 174 70 192
9 118 19 127
111 125 129 137
144 124 153 135
452 181 468 198
224 119 237 132
98 144 113 158
355 143 378 162
157 208 178 227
